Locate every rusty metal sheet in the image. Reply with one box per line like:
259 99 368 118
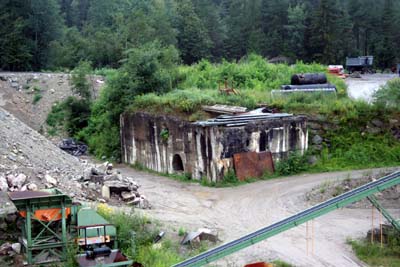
233 151 274 181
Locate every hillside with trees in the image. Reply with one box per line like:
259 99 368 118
1 0 400 71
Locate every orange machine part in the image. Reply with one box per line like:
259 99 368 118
19 208 71 222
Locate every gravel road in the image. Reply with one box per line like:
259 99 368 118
117 166 400 267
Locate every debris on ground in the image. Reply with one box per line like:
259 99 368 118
349 71 362 78
0 107 149 209
58 138 88 156
0 242 21 256
81 161 150 209
181 228 218 245
154 231 165 243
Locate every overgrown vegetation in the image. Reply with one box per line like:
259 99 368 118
131 56 347 118
77 42 179 159
349 233 400 267
95 204 213 267
274 152 309 176
46 61 93 136
46 51 400 177
374 78 400 110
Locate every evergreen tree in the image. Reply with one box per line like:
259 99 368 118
59 0 74 27
261 0 289 57
308 0 353 64
285 3 307 59
244 0 265 55
377 0 396 69
223 0 246 59
194 0 227 60
0 0 32 70
28 0 63 69
175 0 211 64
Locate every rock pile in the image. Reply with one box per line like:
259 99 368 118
0 242 21 257
81 162 151 209
0 107 84 196
0 72 104 131
0 107 149 209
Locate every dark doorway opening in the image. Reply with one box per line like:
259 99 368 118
259 131 267 151
172 154 184 172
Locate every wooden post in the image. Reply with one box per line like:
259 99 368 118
306 221 309 256
380 212 383 248
371 206 374 243
312 219 315 255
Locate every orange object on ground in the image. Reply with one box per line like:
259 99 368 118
19 208 71 222
244 262 273 267
328 65 348 79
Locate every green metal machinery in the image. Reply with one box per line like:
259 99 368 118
173 170 400 267
8 189 132 267
9 189 72 265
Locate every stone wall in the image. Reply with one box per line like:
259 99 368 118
121 112 308 182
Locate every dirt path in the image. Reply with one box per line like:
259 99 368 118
116 166 400 267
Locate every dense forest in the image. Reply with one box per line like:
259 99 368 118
1 0 400 71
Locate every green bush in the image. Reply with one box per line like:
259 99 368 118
71 60 92 99
80 42 179 159
374 78 400 110
46 97 91 137
32 92 42 104
275 152 309 176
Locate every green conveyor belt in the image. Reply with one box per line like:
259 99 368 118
173 170 400 267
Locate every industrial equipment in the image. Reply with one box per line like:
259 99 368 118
272 73 337 96
346 56 374 73
173 170 400 267
8 189 132 267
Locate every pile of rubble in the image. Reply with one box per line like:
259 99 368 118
81 162 151 209
0 107 149 209
0 107 85 196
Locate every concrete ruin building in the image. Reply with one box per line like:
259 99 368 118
120 107 308 182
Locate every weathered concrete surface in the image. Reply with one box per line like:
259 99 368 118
121 112 308 182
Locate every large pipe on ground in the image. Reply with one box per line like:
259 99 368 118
291 73 327 85
281 83 336 90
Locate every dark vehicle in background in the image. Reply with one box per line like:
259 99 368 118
346 56 374 73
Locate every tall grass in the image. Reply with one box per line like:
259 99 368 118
130 54 347 118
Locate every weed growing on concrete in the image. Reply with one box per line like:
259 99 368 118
32 92 42 104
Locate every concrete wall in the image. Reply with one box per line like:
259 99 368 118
121 112 308 182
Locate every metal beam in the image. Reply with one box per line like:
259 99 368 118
367 195 400 232
173 171 400 267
